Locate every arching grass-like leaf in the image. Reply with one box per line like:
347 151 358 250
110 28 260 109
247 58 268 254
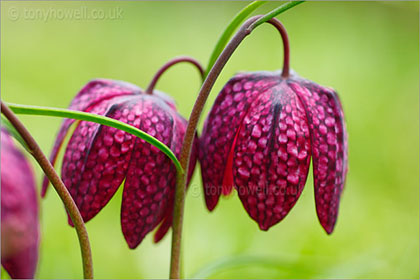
6 103 184 174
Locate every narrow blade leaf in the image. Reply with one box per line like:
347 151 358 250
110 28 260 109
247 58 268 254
6 103 184 174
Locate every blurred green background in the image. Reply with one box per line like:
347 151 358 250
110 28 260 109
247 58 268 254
1 1 419 279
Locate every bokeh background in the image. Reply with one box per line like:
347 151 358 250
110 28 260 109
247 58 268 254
1 1 419 279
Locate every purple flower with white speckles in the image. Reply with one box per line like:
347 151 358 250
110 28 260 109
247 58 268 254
199 70 348 234
1 128 40 278
42 79 197 248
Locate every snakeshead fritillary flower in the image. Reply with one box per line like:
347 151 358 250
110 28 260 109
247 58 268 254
42 79 197 248
1 128 39 278
199 71 348 234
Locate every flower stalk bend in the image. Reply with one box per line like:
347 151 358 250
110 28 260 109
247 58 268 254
170 15 290 279
146 56 205 94
0 102 94 279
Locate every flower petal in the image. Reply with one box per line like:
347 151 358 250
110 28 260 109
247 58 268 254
153 207 173 243
199 72 278 211
1 245 39 279
61 96 135 223
41 118 74 197
42 79 141 196
70 79 142 111
153 113 198 243
153 89 177 111
232 82 311 230
1 129 39 279
121 97 177 249
288 79 348 234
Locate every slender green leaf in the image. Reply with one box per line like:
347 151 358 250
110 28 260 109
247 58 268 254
205 1 267 76
1 114 31 152
6 103 184 174
251 1 305 28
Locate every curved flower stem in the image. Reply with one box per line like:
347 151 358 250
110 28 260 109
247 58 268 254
254 16 290 78
170 15 292 279
1 102 94 279
146 56 205 94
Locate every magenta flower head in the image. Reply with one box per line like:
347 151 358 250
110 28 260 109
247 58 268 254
42 78 197 248
1 128 40 278
199 21 348 234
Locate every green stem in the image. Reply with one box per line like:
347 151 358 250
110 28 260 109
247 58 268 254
6 102 184 174
170 9 303 277
1 102 94 279
205 1 267 76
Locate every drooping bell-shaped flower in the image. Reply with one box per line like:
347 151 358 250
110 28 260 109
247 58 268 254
199 20 347 234
1 128 40 278
42 79 197 248
199 70 348 233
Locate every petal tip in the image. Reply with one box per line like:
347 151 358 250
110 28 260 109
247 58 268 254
122 227 143 250
41 178 49 198
205 197 218 212
258 223 271 231
322 223 335 235
127 241 139 250
153 233 165 244
153 220 171 244
67 215 75 227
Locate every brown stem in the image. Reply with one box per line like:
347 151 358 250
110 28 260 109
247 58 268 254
146 56 205 94
1 102 94 279
169 16 289 279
